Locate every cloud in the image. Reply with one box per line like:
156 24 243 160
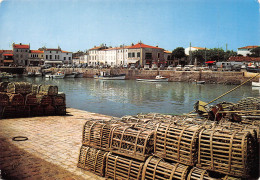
0 0 4 5
258 0 260 4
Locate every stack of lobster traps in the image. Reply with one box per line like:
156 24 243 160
78 107 259 180
0 81 66 119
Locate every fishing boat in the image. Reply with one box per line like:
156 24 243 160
195 80 206 84
65 72 76 78
75 72 83 78
94 71 126 80
45 71 65 79
252 78 260 87
136 75 169 82
35 71 42 77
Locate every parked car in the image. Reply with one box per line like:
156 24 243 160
184 65 194 71
231 64 241 71
130 64 136 69
176 65 182 71
167 65 174 70
211 65 218 71
143 65 150 70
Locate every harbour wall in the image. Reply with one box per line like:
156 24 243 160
26 67 255 85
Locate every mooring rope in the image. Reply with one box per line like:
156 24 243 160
187 72 260 115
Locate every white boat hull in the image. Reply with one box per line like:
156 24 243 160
252 82 260 87
96 75 126 80
136 78 168 82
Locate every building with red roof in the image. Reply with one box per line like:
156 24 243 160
0 50 13 66
87 42 165 67
185 46 206 56
237 45 259 56
13 43 30 66
28 50 44 66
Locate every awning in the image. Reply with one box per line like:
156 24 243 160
4 60 14 63
3 54 13 56
206 61 215 64
44 61 63 64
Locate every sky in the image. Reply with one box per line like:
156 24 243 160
0 0 259 52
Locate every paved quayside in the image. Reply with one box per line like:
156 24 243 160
0 108 111 180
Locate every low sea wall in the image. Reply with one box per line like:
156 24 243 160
26 67 253 85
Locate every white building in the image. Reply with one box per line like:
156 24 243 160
43 47 72 65
185 47 206 56
237 46 259 56
87 43 165 67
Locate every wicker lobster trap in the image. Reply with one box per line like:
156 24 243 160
82 120 121 151
7 82 32 94
187 167 218 180
30 105 44 116
38 85 58 96
55 106 66 115
109 126 154 161
77 145 108 177
154 122 203 166
36 95 53 106
142 156 189 180
1 106 17 118
52 94 66 106
0 92 9 106
105 152 144 180
16 105 30 117
197 128 256 177
44 105 56 116
7 93 24 106
25 93 38 105
0 82 8 92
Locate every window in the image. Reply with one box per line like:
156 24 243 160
20 54 23 58
16 49 18 52
137 52 140 57
158 53 160 58
25 50 27 52
66 53 68 55
58 55 59 59
56 51 58 54
132 52 135 57
50 51 51 53
64 57 66 60
50 55 52 59
46 55 48 59
69 57 71 60
128 53 132 58
145 53 152 59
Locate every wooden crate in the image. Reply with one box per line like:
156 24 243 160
7 93 24 106
82 120 120 151
7 82 32 94
105 152 144 180
197 128 255 177
55 106 66 115
187 167 218 180
77 145 108 177
36 95 52 106
38 85 58 96
0 92 9 106
25 93 38 105
142 156 189 180
154 123 203 166
0 82 9 92
109 126 154 161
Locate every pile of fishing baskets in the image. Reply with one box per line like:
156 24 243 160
0 82 66 118
78 109 259 180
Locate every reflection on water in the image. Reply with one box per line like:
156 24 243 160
7 77 259 117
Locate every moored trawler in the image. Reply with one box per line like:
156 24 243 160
94 71 126 80
45 71 65 79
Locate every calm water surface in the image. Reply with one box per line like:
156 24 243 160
8 77 260 117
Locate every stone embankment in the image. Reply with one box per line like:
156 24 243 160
26 67 257 85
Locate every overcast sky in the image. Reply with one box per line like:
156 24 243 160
0 0 259 52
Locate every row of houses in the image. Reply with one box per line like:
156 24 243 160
0 43 72 66
76 43 169 67
0 42 259 67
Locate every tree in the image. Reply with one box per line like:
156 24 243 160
249 47 260 57
191 48 237 65
171 47 186 61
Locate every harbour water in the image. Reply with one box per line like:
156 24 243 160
7 77 260 117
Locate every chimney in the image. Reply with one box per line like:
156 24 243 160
20 43 22 45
